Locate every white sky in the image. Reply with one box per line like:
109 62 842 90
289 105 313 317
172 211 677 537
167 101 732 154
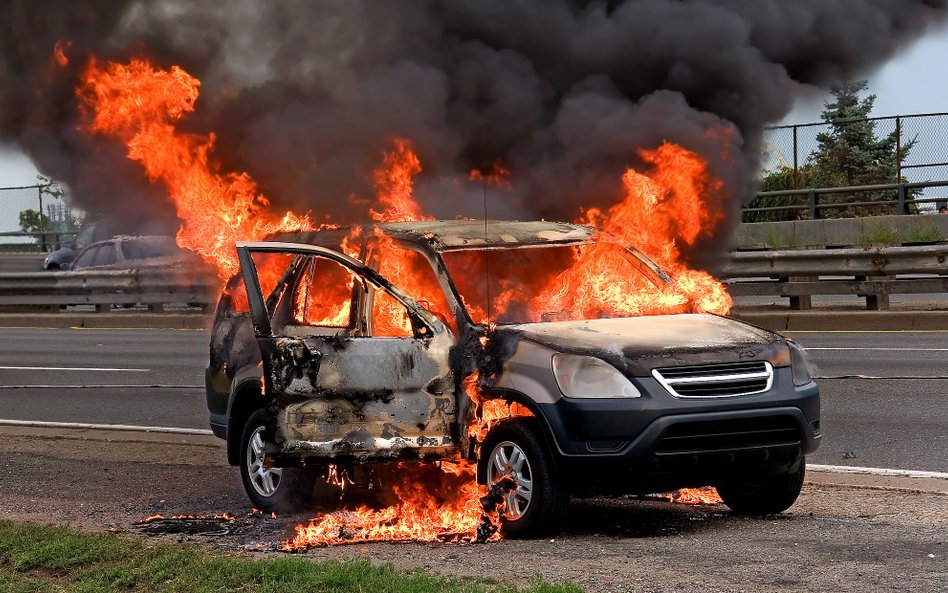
780 23 948 125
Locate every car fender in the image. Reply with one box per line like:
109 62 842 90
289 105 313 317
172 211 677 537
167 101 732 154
224 365 268 465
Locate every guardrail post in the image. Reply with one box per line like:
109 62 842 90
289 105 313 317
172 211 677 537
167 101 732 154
784 276 813 310
808 190 818 220
897 184 908 214
856 275 891 310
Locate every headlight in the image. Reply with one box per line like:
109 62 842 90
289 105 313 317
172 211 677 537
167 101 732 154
788 342 813 387
552 354 641 398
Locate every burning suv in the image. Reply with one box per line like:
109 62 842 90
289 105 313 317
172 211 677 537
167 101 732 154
205 220 820 536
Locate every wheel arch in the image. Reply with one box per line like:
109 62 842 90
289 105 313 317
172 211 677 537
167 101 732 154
475 387 561 484
225 375 271 466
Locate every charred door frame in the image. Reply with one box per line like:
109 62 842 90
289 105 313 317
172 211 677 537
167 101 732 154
235 241 460 459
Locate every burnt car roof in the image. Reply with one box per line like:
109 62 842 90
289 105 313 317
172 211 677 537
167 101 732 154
270 220 595 251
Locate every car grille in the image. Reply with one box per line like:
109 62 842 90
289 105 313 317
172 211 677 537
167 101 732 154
655 415 802 455
651 361 773 398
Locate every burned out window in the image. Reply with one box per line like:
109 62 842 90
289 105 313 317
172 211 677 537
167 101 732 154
370 289 415 337
291 255 359 329
442 243 662 325
249 252 296 308
368 240 457 335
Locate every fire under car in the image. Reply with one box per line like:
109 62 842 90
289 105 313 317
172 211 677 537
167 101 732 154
205 220 820 536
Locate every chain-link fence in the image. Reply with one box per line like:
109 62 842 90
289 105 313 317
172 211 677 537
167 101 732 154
0 184 76 251
755 112 948 220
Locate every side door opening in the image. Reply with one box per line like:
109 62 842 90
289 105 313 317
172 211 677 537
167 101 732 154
236 241 458 462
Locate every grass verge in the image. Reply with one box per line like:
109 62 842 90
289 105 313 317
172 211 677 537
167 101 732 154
0 521 581 593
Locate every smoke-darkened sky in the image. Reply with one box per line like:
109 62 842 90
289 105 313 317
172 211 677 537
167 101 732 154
1 1 947 263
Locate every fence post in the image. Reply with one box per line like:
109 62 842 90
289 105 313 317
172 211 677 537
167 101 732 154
896 116 903 183
808 189 818 220
36 186 46 252
792 125 799 179
897 184 908 215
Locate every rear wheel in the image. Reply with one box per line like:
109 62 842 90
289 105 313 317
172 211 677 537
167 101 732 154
239 409 316 512
480 420 567 538
717 458 806 516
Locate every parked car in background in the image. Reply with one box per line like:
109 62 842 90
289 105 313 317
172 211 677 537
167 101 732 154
43 224 97 270
68 235 198 270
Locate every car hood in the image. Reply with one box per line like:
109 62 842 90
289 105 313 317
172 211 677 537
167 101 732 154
496 314 786 375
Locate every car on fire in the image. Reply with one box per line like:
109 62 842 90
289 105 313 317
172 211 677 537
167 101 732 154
205 220 820 536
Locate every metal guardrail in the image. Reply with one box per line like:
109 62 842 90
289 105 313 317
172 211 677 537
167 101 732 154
743 180 948 221
0 268 217 313
723 245 948 310
0 245 944 314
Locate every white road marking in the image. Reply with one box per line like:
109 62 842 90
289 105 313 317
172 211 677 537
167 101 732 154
809 463 948 480
805 348 948 352
0 366 150 372
0 419 213 435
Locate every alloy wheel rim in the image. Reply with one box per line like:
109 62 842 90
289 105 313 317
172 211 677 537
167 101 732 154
246 426 282 497
486 440 534 520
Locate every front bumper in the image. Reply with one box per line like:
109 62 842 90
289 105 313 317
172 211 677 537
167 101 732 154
533 367 820 492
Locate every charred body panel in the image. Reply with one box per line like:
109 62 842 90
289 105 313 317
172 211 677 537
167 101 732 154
270 332 456 461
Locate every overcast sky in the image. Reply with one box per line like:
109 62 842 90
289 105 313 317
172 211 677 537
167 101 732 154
2 24 947 192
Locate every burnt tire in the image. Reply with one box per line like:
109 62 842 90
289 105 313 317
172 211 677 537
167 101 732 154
480 420 567 538
717 457 806 516
238 408 316 513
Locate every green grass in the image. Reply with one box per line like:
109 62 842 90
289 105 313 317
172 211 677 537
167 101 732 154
0 521 582 593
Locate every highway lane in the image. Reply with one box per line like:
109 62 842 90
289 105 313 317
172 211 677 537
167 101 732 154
787 330 948 379
0 327 945 471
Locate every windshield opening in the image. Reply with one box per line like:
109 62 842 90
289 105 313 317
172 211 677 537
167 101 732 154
442 242 678 325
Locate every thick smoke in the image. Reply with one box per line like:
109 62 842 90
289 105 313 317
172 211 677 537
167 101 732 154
1 0 947 264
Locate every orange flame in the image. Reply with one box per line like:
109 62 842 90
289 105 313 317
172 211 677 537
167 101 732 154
370 138 430 223
469 160 511 189
53 41 69 68
666 487 723 505
284 460 493 549
78 58 313 281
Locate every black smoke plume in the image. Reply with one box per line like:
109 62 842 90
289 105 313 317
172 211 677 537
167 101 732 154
1 0 946 264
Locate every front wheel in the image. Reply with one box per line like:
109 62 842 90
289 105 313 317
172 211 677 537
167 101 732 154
717 458 806 516
480 420 567 538
239 409 316 513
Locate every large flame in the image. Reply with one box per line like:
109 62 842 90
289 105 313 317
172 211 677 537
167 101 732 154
79 59 313 281
78 57 728 548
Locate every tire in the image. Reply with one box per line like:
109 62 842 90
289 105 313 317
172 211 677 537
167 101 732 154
238 408 317 513
717 457 806 516
479 420 568 538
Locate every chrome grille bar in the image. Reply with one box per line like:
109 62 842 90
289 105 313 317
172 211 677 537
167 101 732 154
652 361 774 398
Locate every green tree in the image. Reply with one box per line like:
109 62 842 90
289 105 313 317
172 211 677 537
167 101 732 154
808 80 913 193
748 80 916 221
18 208 49 233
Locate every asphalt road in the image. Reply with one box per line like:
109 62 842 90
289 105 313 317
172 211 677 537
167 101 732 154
0 327 945 471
